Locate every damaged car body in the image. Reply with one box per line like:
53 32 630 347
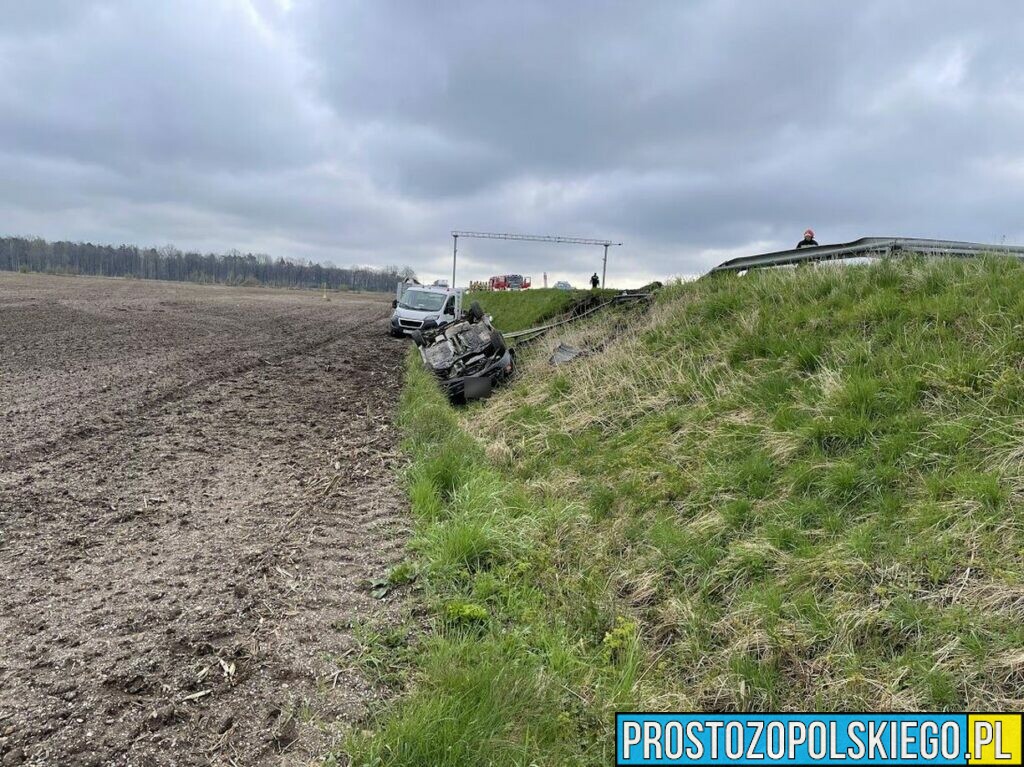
412 302 515 404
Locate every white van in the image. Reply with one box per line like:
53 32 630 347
389 283 464 337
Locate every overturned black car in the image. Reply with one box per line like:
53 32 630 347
411 302 515 404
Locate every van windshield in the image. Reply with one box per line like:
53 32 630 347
399 289 447 312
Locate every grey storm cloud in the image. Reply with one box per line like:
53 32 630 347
3 0 1024 286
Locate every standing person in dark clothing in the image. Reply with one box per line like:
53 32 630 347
590 272 600 289
796 229 818 248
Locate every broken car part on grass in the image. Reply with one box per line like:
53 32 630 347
412 302 515 404
548 342 588 366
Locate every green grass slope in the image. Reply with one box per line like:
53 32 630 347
348 256 1024 766
465 287 615 333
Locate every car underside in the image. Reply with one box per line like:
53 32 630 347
411 305 515 404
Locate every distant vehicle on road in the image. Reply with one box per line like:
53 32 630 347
488 274 532 291
554 280 573 290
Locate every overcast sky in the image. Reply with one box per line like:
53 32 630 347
3 1 1024 286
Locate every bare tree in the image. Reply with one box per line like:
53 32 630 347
0 236 413 292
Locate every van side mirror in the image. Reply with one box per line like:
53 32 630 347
391 299 398 308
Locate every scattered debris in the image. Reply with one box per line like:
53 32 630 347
368 578 391 599
148 704 178 729
218 658 236 678
549 343 587 366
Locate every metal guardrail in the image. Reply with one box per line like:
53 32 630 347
502 293 652 342
709 237 1024 274
494 237 1021 340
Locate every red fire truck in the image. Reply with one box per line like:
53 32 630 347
488 274 532 291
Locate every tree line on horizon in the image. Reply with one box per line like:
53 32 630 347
0 236 414 292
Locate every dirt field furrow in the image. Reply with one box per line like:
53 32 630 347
0 273 408 766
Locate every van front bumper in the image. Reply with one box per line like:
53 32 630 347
391 317 418 334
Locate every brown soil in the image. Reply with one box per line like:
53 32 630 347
0 273 408 766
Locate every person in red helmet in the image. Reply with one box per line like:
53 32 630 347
796 229 818 249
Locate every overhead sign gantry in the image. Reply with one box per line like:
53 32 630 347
450 230 622 288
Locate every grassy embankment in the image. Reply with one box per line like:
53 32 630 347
348 257 1024 766
464 287 615 334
